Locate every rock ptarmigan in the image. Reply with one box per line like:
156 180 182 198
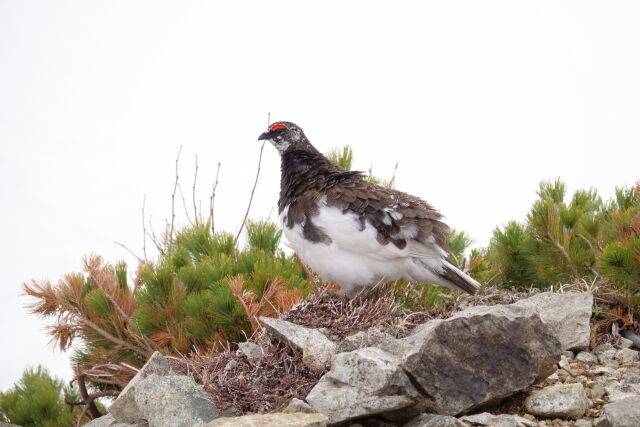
259 121 480 297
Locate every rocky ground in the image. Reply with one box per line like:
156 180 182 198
86 288 640 427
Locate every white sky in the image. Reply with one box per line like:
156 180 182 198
1 1 639 390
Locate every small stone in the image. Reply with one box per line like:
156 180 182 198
605 360 621 369
203 412 328 427
576 352 598 365
559 356 572 372
571 368 586 377
575 420 593 427
302 330 336 373
602 395 640 427
546 372 560 382
524 383 589 419
598 349 618 365
588 383 606 400
460 412 537 427
282 398 315 414
619 336 634 349
237 342 263 358
557 369 571 380
404 413 467 427
592 366 616 376
616 348 639 364
259 317 321 350
563 351 575 359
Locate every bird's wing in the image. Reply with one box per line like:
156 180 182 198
324 177 451 256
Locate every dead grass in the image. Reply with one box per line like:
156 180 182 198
169 338 321 415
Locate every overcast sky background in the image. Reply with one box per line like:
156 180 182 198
1 1 639 390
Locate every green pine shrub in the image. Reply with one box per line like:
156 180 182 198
486 179 640 315
0 366 83 427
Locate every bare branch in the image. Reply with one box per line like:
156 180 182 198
235 142 265 245
209 162 221 234
168 146 183 251
234 113 270 245
193 154 199 224
177 182 193 226
113 241 143 263
141 195 148 260
147 216 166 255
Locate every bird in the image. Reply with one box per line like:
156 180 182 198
258 121 480 297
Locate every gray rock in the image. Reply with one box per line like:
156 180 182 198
514 291 593 351
302 330 336 373
524 383 589 419
383 303 560 415
616 348 639 364
237 342 263 358
576 351 599 364
587 383 606 400
203 412 328 427
336 331 370 353
575 420 593 427
599 349 619 365
592 366 617 376
336 328 394 354
84 414 145 427
619 336 634 349
404 413 467 427
604 382 640 402
601 395 640 427
459 412 537 427
108 351 175 423
259 317 318 350
134 374 218 427
282 398 315 414
0 422 26 427
306 347 420 424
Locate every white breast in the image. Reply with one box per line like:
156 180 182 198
279 200 424 296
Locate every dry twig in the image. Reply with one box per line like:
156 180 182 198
210 162 221 234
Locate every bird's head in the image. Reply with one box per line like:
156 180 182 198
258 121 307 154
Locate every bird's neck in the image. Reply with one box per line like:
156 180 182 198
278 147 338 213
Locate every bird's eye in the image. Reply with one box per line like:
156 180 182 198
269 123 286 132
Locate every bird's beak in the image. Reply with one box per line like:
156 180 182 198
258 131 270 141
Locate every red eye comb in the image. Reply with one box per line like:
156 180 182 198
269 123 286 132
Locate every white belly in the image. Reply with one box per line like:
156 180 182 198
280 203 414 296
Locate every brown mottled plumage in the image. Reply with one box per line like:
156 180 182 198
258 121 479 296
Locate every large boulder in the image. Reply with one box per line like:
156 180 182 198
387 303 561 415
203 412 328 427
108 351 176 423
514 291 593 351
134 374 218 427
305 347 421 424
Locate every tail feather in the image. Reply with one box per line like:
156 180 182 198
438 260 480 294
